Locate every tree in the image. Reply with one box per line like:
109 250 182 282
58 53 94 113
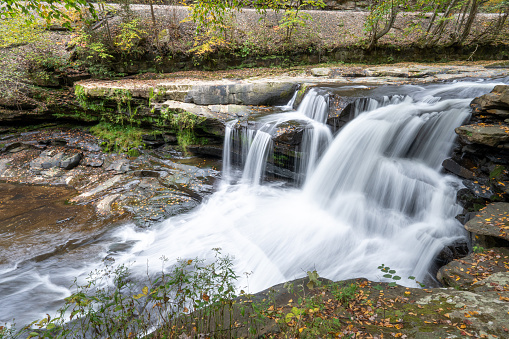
0 0 96 26
364 0 402 50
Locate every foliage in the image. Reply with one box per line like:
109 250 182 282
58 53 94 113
186 0 246 56
276 0 325 42
0 0 95 27
90 122 148 156
114 18 148 58
0 16 45 48
22 248 239 339
364 0 403 49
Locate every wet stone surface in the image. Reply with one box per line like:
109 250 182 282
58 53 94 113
0 127 222 231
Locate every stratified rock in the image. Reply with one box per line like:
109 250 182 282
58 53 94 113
185 82 297 106
463 179 495 200
456 124 509 148
465 202 509 242
471 84 509 112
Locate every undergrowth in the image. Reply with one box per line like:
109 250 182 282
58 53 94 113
89 122 150 156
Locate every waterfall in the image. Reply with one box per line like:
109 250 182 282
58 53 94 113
222 88 333 184
1 80 505 326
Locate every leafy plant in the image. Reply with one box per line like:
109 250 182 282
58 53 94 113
377 264 401 287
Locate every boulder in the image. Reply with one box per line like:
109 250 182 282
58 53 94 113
310 68 331 77
437 247 509 291
59 152 82 170
465 202 509 242
442 158 476 179
456 124 509 148
30 150 65 170
471 84 509 112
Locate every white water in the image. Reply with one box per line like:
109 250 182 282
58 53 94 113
0 80 505 325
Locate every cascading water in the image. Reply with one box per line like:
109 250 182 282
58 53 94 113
223 88 333 184
0 80 506 326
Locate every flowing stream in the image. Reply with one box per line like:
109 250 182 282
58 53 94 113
0 80 506 326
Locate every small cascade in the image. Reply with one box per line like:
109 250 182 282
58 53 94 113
296 88 330 123
222 88 333 184
241 131 273 185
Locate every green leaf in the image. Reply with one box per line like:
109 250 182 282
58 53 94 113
393 276 401 280
383 274 392 279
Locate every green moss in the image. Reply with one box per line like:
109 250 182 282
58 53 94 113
490 165 505 179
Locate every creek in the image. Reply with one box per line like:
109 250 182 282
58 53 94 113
0 79 506 326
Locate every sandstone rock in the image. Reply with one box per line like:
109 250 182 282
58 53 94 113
471 84 509 112
465 202 509 242
186 82 296 106
311 68 331 77
456 124 509 147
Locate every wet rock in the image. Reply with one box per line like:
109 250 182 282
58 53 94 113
106 159 130 173
442 158 475 179
465 202 509 242
96 194 120 215
463 179 495 199
74 175 123 199
328 96 366 131
272 120 308 146
434 240 469 268
437 248 509 291
59 152 82 170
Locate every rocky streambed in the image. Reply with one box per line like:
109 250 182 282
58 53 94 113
1 64 509 337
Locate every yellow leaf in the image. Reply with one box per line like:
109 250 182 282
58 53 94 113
142 286 148 295
299 327 305 333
